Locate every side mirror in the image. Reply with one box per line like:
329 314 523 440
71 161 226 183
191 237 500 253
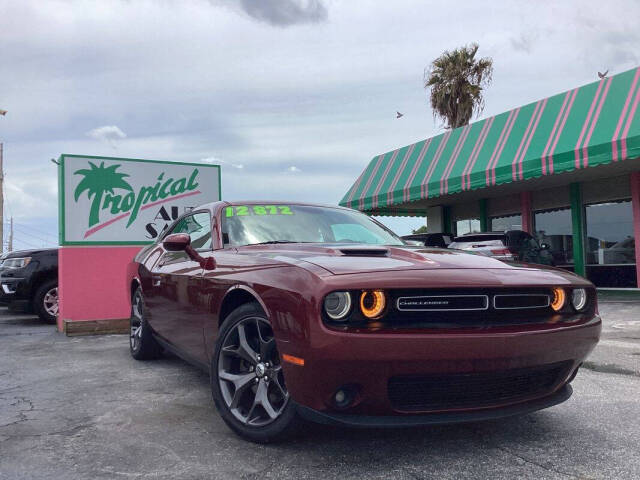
163 233 191 251
162 233 216 270
540 243 550 250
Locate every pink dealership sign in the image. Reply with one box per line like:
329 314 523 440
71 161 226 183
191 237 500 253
57 155 221 333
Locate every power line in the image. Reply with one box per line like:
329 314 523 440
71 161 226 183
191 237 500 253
10 225 56 245
9 236 40 249
7 221 57 239
6 221 57 241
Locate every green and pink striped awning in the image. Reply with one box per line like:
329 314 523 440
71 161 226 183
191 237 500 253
340 66 640 215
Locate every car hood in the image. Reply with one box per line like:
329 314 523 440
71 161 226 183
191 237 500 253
236 244 528 275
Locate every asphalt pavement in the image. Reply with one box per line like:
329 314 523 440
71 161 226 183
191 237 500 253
1 301 639 480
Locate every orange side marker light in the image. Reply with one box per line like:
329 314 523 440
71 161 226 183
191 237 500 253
282 354 305 366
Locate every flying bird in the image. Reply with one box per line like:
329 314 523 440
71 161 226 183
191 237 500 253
396 111 404 119
598 70 608 79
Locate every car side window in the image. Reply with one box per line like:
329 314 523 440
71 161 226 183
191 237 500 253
170 212 212 250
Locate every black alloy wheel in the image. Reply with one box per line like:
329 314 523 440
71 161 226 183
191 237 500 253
211 302 299 443
33 280 58 324
129 287 162 360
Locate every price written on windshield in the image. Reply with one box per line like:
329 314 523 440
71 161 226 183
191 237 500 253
225 205 294 217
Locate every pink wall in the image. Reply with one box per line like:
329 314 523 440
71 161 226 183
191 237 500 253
631 172 640 288
520 191 533 233
57 246 143 331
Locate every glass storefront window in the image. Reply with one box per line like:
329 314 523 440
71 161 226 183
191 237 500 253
534 208 573 266
490 214 522 232
585 200 636 288
455 219 480 236
585 201 634 265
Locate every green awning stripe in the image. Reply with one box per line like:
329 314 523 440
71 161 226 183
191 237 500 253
372 144 409 210
342 163 369 208
421 130 452 199
370 148 400 209
513 98 547 182
356 152 386 210
461 115 494 190
488 107 520 187
383 142 415 207
574 77 611 168
340 66 640 212
613 67 640 161
440 124 472 195
401 138 432 203
541 88 576 175
344 153 382 209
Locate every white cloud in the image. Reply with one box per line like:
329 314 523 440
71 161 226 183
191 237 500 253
202 157 244 169
86 125 127 144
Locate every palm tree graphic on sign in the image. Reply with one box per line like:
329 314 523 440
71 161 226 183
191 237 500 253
74 162 133 227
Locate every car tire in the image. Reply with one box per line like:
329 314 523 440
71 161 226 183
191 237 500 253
211 302 299 443
33 279 58 324
129 287 162 360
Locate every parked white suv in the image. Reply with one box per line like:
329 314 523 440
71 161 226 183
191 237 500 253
448 231 554 265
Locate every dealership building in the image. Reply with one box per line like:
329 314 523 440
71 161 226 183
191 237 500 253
340 67 640 289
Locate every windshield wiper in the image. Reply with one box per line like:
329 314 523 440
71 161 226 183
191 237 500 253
250 240 312 245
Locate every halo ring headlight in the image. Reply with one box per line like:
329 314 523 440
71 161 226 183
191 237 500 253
324 291 352 321
571 288 588 311
360 290 386 319
551 287 566 312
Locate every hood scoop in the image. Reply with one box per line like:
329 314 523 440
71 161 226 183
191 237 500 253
339 246 389 257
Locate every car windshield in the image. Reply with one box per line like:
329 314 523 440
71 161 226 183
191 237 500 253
222 204 405 247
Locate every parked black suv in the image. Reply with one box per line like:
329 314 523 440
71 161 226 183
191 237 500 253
0 248 58 323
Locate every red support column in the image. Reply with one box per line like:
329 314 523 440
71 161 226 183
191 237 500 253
631 172 640 288
521 191 532 233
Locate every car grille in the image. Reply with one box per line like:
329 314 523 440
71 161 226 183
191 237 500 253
493 294 550 309
387 362 571 412
397 294 489 311
381 288 584 329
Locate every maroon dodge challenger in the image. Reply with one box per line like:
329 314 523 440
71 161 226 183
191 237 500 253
129 201 600 442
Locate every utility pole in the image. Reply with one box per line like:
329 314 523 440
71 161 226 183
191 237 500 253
0 110 7 254
8 217 12 252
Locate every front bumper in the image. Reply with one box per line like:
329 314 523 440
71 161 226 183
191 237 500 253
296 384 573 427
281 315 600 418
0 276 29 310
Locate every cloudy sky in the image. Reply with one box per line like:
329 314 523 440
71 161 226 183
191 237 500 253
1 0 639 249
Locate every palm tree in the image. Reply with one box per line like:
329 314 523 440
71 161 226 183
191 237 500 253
424 43 493 129
74 162 133 227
